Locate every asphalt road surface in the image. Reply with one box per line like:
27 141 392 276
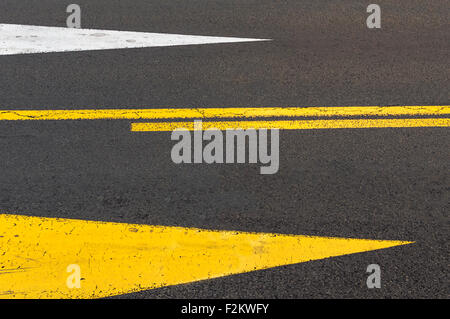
0 0 448 298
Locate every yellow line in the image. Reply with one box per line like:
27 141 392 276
0 214 412 299
0 105 448 120
131 118 450 131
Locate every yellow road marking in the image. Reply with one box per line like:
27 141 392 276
0 105 448 120
131 118 450 131
0 214 412 299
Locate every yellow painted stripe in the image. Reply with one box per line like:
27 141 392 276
0 214 412 299
131 118 450 131
0 105 448 120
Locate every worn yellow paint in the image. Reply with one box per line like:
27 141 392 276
0 214 412 299
131 118 450 131
0 105 448 121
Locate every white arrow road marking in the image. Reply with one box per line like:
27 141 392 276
0 24 270 56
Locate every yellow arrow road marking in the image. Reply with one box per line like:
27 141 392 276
131 118 450 131
0 214 412 299
0 105 448 121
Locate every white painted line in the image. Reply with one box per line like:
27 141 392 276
0 24 271 56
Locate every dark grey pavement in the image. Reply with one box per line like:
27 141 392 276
0 0 448 298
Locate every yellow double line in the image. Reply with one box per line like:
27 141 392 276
132 118 450 131
0 105 449 131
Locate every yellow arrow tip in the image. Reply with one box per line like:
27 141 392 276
0 214 413 299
